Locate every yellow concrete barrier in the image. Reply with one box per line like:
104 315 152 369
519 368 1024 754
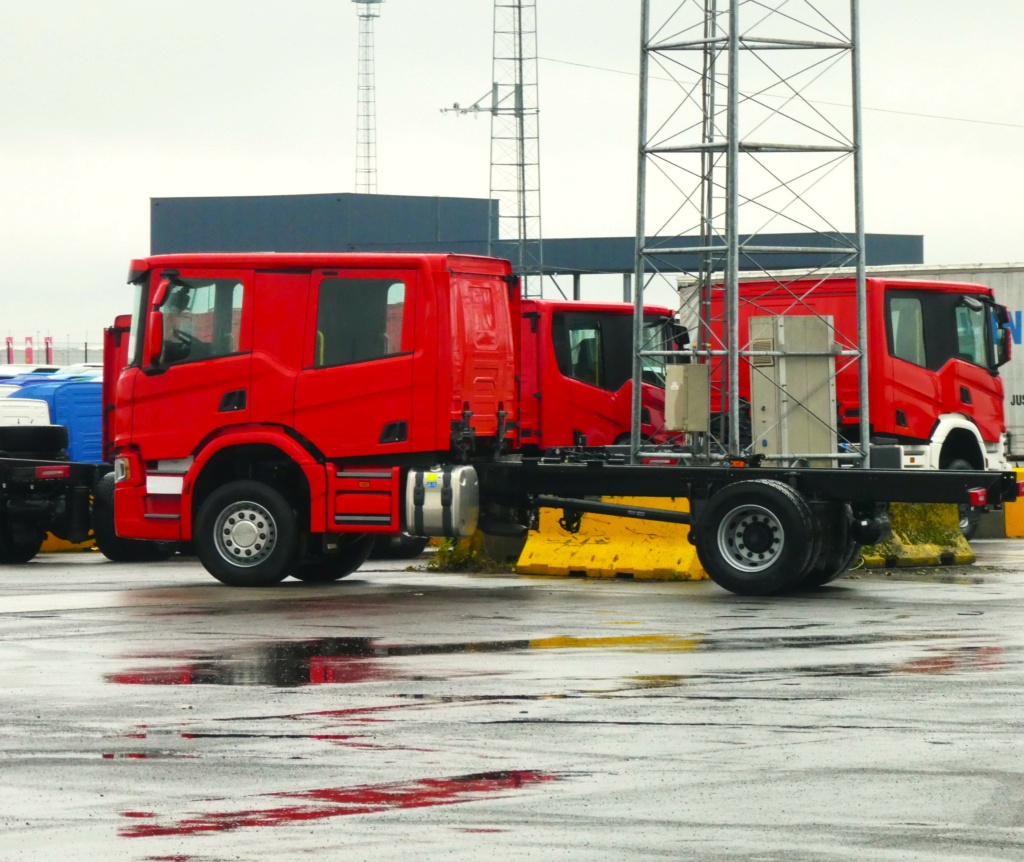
1003 468 1024 538
515 496 707 581
41 533 95 553
861 503 973 567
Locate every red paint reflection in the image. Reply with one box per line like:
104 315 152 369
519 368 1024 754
901 646 1003 674
121 770 557 838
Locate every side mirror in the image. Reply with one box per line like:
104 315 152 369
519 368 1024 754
146 310 164 366
993 305 1013 368
669 322 692 364
152 277 171 309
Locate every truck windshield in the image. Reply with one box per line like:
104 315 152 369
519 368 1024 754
955 298 989 368
640 316 676 386
125 281 147 368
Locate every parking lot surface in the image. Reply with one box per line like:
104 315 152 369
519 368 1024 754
2 542 1024 861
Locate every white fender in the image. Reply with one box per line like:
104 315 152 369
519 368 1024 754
928 414 997 470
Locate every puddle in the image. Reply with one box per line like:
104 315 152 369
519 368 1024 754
120 770 559 838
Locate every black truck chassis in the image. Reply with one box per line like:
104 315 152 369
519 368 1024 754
476 456 1019 597
0 457 107 563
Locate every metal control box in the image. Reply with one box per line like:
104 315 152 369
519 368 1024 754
664 364 710 433
749 315 837 467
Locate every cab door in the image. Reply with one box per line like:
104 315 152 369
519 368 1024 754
293 268 416 459
130 269 252 461
549 311 625 446
952 297 1005 441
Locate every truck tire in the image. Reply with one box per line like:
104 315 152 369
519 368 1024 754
0 425 69 459
0 522 44 563
92 474 178 563
194 480 298 587
802 503 861 588
695 479 816 596
946 458 981 540
293 534 375 582
369 534 429 560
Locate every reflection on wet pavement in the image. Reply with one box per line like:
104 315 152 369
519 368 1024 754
105 630 1011 689
119 770 559 838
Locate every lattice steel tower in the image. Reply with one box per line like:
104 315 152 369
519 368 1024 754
632 0 866 464
490 0 544 297
353 0 384 194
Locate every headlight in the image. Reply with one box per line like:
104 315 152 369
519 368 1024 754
113 457 131 482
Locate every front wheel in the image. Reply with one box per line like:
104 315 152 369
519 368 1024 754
194 481 298 587
694 479 817 596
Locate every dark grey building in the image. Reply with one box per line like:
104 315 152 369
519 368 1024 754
151 192 923 282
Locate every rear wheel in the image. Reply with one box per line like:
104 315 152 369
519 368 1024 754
293 534 375 582
194 480 297 587
802 503 861 588
695 480 817 596
947 458 981 540
0 521 44 563
369 534 429 560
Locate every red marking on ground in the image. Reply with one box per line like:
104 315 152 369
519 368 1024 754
103 753 148 759
122 811 156 818
120 770 558 838
901 647 1003 674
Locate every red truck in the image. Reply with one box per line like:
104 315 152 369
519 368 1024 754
108 253 1017 596
694 276 1013 536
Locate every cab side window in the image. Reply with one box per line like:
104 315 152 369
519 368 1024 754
315 278 406 367
552 313 605 387
161 279 243 365
888 296 925 367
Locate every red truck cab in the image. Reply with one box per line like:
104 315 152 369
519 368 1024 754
111 253 519 582
700 277 1012 472
517 299 684 450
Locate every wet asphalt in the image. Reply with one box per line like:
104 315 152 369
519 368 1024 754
2 542 1023 861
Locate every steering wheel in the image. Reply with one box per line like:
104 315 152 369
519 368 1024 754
172 328 196 347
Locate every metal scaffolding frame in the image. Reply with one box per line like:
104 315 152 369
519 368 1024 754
354 0 384 194
632 0 867 465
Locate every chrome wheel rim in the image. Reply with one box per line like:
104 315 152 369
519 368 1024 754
716 503 785 572
213 500 276 567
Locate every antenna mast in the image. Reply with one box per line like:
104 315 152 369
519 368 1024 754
490 0 543 296
353 0 384 194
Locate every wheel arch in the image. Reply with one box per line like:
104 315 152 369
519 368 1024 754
183 431 324 540
935 418 986 470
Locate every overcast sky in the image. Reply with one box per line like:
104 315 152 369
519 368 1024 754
1 1 1022 346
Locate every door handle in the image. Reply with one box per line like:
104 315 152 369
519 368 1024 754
218 390 247 412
